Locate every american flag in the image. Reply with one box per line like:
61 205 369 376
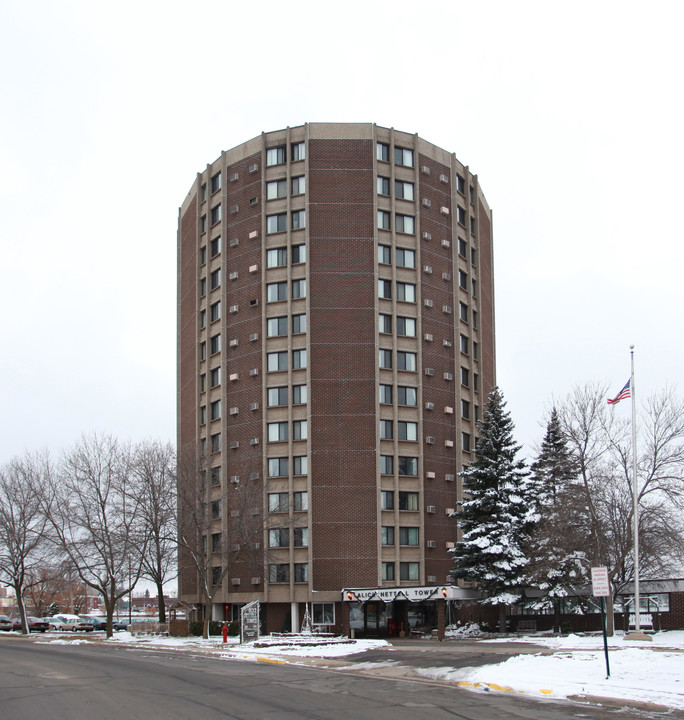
607 379 631 405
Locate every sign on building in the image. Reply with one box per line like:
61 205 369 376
240 600 260 644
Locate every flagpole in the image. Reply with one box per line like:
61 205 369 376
630 345 640 633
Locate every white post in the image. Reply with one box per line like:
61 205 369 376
630 345 640 633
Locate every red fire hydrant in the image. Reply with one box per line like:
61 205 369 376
222 623 228 643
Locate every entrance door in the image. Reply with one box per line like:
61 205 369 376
364 602 388 636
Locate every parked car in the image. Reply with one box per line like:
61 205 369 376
49 614 94 632
12 617 50 633
113 619 129 631
80 616 107 631
0 615 13 631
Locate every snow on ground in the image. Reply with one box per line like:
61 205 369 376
417 631 684 710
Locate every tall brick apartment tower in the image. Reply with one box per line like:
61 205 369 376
177 123 495 637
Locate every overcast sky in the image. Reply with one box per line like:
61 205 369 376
1 0 682 464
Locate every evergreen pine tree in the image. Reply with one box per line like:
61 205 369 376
526 408 589 631
451 387 534 631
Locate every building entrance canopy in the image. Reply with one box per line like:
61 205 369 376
343 585 479 603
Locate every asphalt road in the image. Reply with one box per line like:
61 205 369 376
0 636 647 720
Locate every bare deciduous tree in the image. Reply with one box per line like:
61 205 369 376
557 384 684 632
0 452 50 633
134 440 177 623
41 433 148 637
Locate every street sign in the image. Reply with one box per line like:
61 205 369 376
591 567 610 597
240 600 260 644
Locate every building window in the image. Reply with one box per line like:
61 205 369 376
199 405 206 424
292 279 306 299
294 563 308 582
269 564 290 582
291 176 306 195
210 400 221 421
210 236 221 257
472 310 478 329
396 317 416 337
460 334 469 354
380 420 393 440
380 455 393 475
211 204 221 225
266 146 286 166
293 420 307 440
381 526 395 546
293 456 308 475
459 270 468 290
455 173 465 195
474 373 479 392
293 384 307 404
473 342 479 361
396 282 415 302
294 528 308 547
268 421 288 442
291 142 305 161
397 351 416 372
378 244 391 265
199 342 206 362
292 244 306 264
211 566 222 585
462 399 470 419
267 247 287 268
398 421 418 441
199 277 206 297
267 316 288 337
269 528 290 548
472 279 477 296
267 213 287 234
210 367 221 388
471 248 477 265
199 374 206 393
267 281 288 303
461 367 470 387
292 314 306 334
200 246 207 265
294 491 308 511
200 184 207 202
379 349 392 369
199 309 206 329
400 562 419 581
458 238 467 257
381 490 394 510
267 386 288 406
395 180 414 201
210 268 221 290
382 562 395 581
398 456 418 476
379 384 393 404
395 214 415 235
459 302 468 322
377 142 390 162
379 314 392 334
378 278 392 299
398 491 419 511
211 499 222 520
313 603 334 626
200 215 207 233
210 334 221 355
457 206 466 226
211 172 221 194
462 432 471 452
396 248 415 269
399 527 419 546
209 302 220 324
269 492 288 513
292 349 307 369
211 433 221 453
377 176 390 195
394 146 414 167
210 466 221 486
268 457 289 477
266 179 287 200
292 209 306 229
267 351 288 372
378 210 391 230
397 386 417 406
